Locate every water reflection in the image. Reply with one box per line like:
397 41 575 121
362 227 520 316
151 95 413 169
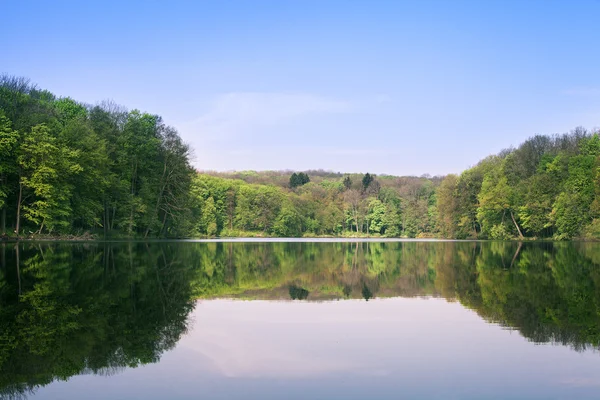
1 240 600 398
0 242 196 399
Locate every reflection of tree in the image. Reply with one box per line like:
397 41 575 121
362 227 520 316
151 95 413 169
191 241 600 351
343 285 352 298
0 242 196 398
461 241 600 351
289 285 309 300
191 241 443 301
2 240 600 398
361 283 373 301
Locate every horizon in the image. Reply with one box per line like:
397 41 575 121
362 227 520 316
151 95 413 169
3 0 600 176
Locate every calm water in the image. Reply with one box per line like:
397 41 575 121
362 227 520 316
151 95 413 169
1 240 600 399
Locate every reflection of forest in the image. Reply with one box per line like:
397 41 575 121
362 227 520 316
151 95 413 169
0 242 196 398
1 241 600 397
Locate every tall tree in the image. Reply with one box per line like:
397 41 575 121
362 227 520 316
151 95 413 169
362 173 374 192
0 114 19 234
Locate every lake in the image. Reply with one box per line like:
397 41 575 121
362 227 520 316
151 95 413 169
1 240 600 399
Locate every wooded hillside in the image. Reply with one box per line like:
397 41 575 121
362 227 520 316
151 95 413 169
2 76 599 239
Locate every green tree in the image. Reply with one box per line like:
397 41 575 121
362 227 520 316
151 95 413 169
343 175 352 190
0 114 19 234
362 173 374 192
552 155 596 238
17 124 81 234
289 172 310 188
273 204 303 237
367 198 387 234
436 174 458 238
201 197 218 236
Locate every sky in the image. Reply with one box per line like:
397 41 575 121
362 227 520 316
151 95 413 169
35 299 600 399
2 0 600 176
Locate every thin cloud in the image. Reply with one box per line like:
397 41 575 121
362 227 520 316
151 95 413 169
318 147 401 156
180 92 352 140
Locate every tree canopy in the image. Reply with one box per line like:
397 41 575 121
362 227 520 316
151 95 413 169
289 172 310 188
437 128 600 239
0 75 193 238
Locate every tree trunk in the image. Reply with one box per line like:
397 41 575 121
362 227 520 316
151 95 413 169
510 211 524 239
15 182 22 236
129 161 137 235
111 205 116 231
1 206 5 235
16 243 21 295
103 200 109 238
510 241 523 269
146 162 168 238
160 211 168 237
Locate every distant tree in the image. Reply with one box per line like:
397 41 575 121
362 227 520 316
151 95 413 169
367 198 387 234
362 173 374 191
300 172 310 185
343 189 363 233
437 174 459 238
343 176 352 190
365 179 380 196
201 196 218 236
289 173 299 188
289 172 310 188
273 204 302 237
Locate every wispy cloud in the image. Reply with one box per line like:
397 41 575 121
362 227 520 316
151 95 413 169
318 147 401 156
179 92 352 140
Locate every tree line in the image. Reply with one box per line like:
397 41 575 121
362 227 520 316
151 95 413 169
437 128 600 239
0 75 194 238
3 75 600 239
192 171 439 237
196 130 600 240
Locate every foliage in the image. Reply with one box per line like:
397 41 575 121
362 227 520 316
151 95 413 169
438 129 600 239
0 75 193 237
289 172 310 188
4 75 600 241
192 172 440 237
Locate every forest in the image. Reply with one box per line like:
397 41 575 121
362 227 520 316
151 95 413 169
0 76 194 238
193 128 600 240
2 75 600 240
192 170 439 237
437 128 600 240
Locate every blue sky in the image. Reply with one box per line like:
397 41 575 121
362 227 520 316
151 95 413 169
3 0 600 176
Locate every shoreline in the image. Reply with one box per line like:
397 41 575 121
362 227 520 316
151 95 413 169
1 235 593 243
